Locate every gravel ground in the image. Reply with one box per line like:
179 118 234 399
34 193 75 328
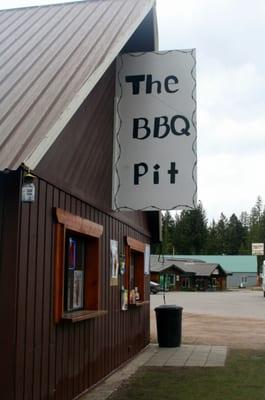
150 290 265 349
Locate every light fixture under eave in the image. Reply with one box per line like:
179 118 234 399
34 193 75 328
21 169 36 203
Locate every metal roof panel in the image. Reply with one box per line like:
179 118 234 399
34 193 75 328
170 255 257 273
0 0 155 170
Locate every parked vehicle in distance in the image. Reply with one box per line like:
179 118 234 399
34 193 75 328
150 281 160 294
238 282 246 289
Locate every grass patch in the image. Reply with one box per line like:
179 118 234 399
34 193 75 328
109 350 265 400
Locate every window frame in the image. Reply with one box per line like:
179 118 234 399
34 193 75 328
125 237 149 307
54 208 106 323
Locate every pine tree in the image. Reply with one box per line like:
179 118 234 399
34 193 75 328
226 214 247 254
216 213 228 254
161 211 175 254
206 220 219 254
156 196 265 257
174 202 208 254
249 196 263 243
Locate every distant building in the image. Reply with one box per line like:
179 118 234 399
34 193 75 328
176 255 258 288
156 255 257 288
150 256 228 291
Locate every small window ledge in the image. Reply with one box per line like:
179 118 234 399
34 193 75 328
62 310 107 322
128 301 150 308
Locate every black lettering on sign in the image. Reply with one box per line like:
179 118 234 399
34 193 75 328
133 162 179 185
125 75 145 95
125 74 179 95
154 116 170 139
133 118 151 140
133 115 191 139
165 75 179 93
171 115 191 136
134 163 148 185
153 164 160 184
167 162 179 184
146 74 162 94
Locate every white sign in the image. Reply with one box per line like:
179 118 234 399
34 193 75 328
252 243 264 255
113 50 197 211
21 182 35 203
110 239 119 286
144 244 150 275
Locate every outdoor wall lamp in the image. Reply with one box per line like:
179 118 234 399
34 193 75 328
21 168 36 203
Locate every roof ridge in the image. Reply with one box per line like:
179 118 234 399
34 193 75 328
0 0 97 13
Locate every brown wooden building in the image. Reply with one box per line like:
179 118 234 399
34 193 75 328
151 257 228 291
0 1 160 399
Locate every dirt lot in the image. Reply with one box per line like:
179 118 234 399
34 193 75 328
150 290 265 349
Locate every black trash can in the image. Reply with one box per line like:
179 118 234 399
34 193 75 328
155 305 183 347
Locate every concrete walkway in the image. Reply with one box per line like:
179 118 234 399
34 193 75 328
80 344 227 400
145 344 227 367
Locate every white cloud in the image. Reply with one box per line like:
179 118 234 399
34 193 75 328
199 153 264 220
198 61 265 117
198 114 265 155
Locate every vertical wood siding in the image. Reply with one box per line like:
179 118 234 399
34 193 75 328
0 172 21 400
35 62 154 236
0 14 156 398
14 176 150 400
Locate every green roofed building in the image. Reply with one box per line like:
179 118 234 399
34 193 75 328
150 255 229 291
168 255 258 288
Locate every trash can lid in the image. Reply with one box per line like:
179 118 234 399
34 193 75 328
155 305 183 311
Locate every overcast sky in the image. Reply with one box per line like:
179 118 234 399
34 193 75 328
156 0 265 222
1 0 265 222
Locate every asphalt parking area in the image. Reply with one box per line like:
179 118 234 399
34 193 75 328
150 290 265 349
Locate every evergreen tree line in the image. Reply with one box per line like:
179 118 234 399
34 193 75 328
154 196 265 255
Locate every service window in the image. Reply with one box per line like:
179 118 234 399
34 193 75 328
64 234 85 312
54 208 106 323
125 237 148 306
